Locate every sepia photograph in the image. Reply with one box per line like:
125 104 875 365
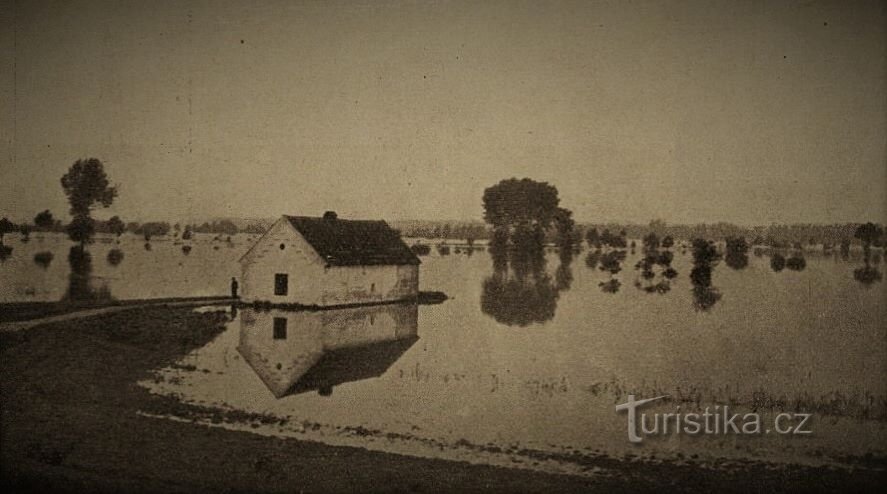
1 0 885 492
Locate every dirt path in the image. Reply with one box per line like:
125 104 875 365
0 299 235 333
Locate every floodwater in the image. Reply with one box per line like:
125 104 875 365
0 233 245 302
2 233 885 476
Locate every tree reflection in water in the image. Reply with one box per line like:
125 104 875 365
854 244 883 286
65 246 112 302
0 244 12 262
690 239 722 312
633 234 678 294
555 250 574 292
481 246 571 327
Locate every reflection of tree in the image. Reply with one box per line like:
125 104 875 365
584 247 627 293
555 250 574 291
690 239 721 311
585 249 601 269
65 246 112 302
598 250 627 293
633 239 677 294
770 253 786 272
481 245 568 327
854 265 882 285
107 248 124 266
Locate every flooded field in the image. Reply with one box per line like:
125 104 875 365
0 233 249 302
2 233 885 477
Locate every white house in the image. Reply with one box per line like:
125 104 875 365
238 212 420 307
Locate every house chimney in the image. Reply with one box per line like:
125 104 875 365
323 211 338 221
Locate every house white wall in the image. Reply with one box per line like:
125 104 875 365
240 217 419 307
240 218 327 305
317 264 418 306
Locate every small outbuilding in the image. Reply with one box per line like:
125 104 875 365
238 212 420 307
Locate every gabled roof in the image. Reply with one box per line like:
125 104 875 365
285 215 420 267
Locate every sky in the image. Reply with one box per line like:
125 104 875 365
1 0 885 225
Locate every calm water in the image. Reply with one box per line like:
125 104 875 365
2 233 885 475
0 233 249 302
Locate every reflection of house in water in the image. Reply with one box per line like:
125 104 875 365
237 304 419 398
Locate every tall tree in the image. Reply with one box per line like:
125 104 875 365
60 158 118 247
482 178 561 252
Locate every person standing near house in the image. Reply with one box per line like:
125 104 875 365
231 277 239 299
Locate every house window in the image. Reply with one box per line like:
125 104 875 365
370 283 375 293
274 273 288 296
273 318 287 339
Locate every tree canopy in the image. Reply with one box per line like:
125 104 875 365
61 158 118 217
482 178 560 231
61 158 117 246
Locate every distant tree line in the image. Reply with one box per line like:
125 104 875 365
394 221 490 242
582 221 884 248
3 214 269 238
395 218 884 249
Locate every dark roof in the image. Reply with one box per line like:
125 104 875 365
285 215 420 266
